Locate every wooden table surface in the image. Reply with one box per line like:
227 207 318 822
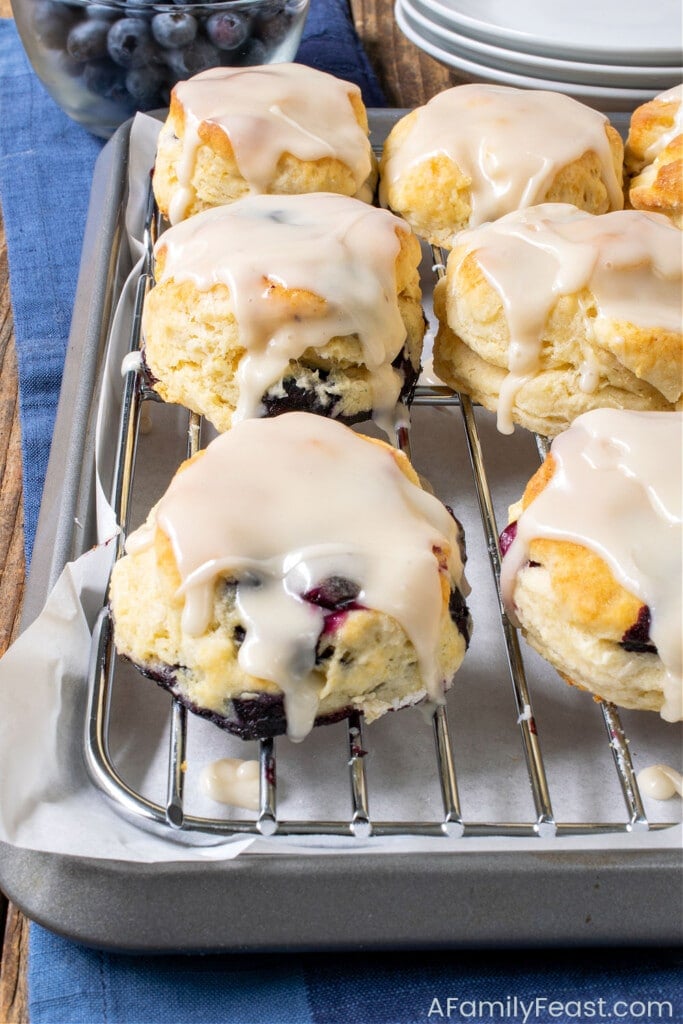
0 4 462 1018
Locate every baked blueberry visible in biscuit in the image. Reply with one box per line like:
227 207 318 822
120 571 473 740
261 344 421 425
448 587 471 648
620 606 657 655
130 659 353 740
303 576 361 610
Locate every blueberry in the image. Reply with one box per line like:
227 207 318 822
304 577 360 610
85 4 118 20
83 57 130 103
498 521 517 557
31 0 80 49
163 38 221 76
67 19 110 61
255 6 291 45
236 38 268 64
448 587 471 647
125 64 168 103
151 11 198 48
205 11 249 50
107 17 156 68
621 605 657 654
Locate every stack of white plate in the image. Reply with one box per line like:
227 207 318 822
395 0 683 110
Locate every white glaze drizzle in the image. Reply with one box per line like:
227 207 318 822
121 351 143 376
126 413 465 740
637 764 683 801
168 64 373 224
443 204 683 433
380 83 623 225
153 192 412 427
501 409 683 722
200 758 260 810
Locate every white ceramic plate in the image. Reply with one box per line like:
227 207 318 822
394 0 658 111
425 0 683 65
411 0 682 87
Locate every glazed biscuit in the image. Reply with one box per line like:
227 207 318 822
109 413 472 740
432 205 683 436
625 84 683 228
142 192 426 433
153 64 377 224
379 83 624 248
500 409 682 722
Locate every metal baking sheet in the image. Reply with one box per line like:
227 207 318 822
0 111 681 953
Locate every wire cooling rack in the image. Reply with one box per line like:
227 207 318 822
84 181 669 847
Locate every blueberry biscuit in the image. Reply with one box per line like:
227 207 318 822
142 191 425 433
378 83 624 249
109 413 472 740
153 63 378 224
500 409 682 722
433 205 683 436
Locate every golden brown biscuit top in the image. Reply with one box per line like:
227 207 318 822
626 84 683 174
626 86 683 227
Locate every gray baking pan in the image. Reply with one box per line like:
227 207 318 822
0 115 680 953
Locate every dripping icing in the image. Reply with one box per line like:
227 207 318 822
126 413 467 740
637 764 683 801
440 204 682 433
152 192 413 430
500 409 683 722
380 84 624 225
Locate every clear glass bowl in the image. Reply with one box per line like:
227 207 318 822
11 0 310 137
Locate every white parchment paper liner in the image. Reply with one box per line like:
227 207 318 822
0 114 680 864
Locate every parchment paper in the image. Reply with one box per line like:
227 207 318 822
0 114 680 864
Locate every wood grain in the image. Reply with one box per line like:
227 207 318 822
1 3 38 1020
0 4 469 1019
0 110 29 1024
349 0 464 106
0 74 29 1021
0 908 28 1024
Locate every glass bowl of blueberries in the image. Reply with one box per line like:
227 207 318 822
12 0 310 137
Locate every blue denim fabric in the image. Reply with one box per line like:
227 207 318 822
28 926 683 1024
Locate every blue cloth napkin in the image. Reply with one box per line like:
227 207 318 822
26 928 683 1023
1 13 682 1024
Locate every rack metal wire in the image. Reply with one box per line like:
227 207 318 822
84 186 663 846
